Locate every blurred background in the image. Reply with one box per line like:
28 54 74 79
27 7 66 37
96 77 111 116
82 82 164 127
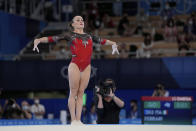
0 0 196 125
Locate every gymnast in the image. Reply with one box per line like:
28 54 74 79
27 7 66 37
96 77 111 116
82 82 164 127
33 16 119 125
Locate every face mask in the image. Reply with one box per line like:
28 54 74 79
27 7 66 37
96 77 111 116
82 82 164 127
34 100 39 104
164 16 167 20
95 21 100 26
189 21 193 25
165 5 170 10
22 106 29 110
61 49 66 53
12 104 16 108
92 10 96 14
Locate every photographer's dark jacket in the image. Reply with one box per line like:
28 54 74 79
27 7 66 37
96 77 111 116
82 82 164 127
96 99 123 124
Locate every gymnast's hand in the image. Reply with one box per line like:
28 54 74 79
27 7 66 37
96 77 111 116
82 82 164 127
112 44 119 55
33 39 40 53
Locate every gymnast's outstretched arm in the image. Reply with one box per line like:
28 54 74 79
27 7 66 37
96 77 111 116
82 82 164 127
92 35 120 55
33 35 69 53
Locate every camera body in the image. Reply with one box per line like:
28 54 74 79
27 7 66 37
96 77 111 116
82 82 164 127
96 79 116 97
7 98 15 106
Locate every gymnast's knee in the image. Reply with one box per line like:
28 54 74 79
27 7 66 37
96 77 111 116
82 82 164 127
77 88 85 98
69 88 78 97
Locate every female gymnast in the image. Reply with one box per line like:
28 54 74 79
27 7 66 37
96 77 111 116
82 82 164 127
33 16 119 125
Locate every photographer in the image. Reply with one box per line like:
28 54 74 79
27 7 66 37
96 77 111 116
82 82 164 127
95 79 125 124
2 98 24 119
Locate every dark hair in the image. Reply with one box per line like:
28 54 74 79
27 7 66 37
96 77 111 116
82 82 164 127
179 44 189 51
144 33 152 45
68 19 74 32
67 16 87 32
155 83 165 90
90 102 96 109
130 99 137 104
7 98 15 106
104 78 116 89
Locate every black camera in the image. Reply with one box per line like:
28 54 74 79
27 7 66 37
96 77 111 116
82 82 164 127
96 79 116 97
7 98 15 106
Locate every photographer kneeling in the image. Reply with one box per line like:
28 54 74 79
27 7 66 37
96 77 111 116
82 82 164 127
95 79 125 124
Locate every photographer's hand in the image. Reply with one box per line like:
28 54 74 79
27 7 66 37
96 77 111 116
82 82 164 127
109 89 125 108
95 86 102 98
95 87 103 109
107 88 115 98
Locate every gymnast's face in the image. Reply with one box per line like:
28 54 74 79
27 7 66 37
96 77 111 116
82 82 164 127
72 16 84 30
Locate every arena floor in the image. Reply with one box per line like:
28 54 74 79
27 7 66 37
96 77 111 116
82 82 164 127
1 125 196 131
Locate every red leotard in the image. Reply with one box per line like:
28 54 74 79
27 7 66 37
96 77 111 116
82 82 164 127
48 32 106 72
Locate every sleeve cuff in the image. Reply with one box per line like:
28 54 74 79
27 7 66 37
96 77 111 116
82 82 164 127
100 39 107 45
48 36 54 43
